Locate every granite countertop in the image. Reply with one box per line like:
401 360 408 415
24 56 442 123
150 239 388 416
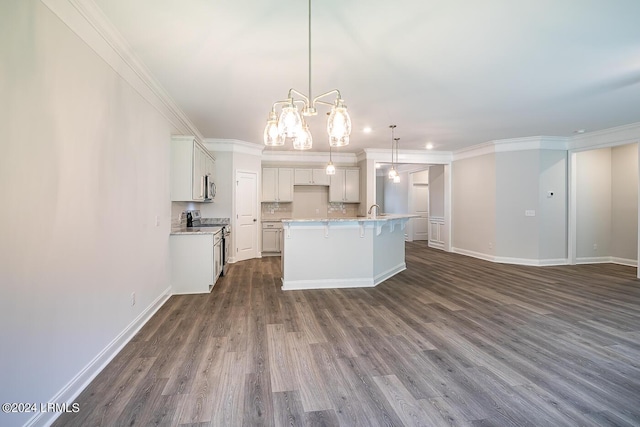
281 214 418 223
170 226 224 235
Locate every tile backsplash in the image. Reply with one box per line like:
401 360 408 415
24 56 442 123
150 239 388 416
261 201 358 220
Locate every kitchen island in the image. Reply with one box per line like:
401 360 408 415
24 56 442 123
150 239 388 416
281 215 416 290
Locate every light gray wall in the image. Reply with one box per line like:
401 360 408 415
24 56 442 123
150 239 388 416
495 151 540 259
429 165 445 218
384 171 409 214
576 148 612 259
412 169 429 185
0 2 171 425
376 175 386 212
538 150 568 260
611 143 638 261
452 154 497 255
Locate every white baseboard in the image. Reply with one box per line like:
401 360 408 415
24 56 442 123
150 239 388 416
428 240 445 250
611 257 638 267
451 247 496 262
452 247 569 266
493 256 569 266
577 256 638 267
282 263 406 290
26 286 172 427
282 277 374 290
373 263 407 286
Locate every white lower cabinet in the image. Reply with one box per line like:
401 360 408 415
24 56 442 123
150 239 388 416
262 222 283 254
170 231 222 294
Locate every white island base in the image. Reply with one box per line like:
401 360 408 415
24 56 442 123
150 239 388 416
281 215 414 290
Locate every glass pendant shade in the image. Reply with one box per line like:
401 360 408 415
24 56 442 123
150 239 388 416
329 135 349 147
388 168 396 180
264 112 284 146
292 121 313 150
325 161 336 175
278 103 302 138
393 174 401 183
327 103 351 141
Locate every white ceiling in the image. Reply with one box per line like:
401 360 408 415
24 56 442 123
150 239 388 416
93 0 640 153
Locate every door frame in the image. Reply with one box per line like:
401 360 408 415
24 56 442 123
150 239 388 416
407 168 430 242
233 169 259 262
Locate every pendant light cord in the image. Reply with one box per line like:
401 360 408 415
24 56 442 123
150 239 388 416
308 0 312 102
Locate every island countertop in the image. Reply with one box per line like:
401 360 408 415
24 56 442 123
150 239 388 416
281 214 417 223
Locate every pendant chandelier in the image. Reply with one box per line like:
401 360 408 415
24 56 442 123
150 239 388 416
388 125 401 183
263 0 352 150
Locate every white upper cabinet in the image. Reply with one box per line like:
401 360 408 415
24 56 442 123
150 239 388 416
294 168 330 186
171 136 216 202
262 168 294 202
329 168 360 203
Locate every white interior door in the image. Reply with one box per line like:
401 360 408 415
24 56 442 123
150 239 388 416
236 171 258 261
412 183 429 241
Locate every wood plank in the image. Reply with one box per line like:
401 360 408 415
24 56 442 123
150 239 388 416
53 243 640 427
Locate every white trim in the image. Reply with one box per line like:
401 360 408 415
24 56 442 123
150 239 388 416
234 169 260 262
611 257 638 267
576 256 614 264
281 262 406 290
451 247 496 263
453 136 569 161
577 256 638 267
452 141 496 161
360 148 452 165
282 277 374 290
41 0 204 142
494 136 569 153
428 241 445 250
452 247 569 266
493 256 569 266
569 121 640 151
443 164 452 252
261 150 358 165
26 286 172 427
373 263 407 285
204 139 264 156
568 152 578 265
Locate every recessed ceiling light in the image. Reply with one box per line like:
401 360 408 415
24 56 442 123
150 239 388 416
363 127 372 133
426 142 434 150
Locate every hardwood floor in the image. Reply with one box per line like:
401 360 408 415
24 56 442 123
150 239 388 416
54 242 640 426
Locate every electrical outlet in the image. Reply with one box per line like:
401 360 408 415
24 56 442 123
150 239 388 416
131 292 136 306
489 242 493 249
155 215 159 227
525 210 536 217
593 244 598 251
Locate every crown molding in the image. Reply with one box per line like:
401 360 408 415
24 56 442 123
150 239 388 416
494 136 569 152
568 121 640 151
453 136 569 161
261 150 358 165
203 139 264 156
42 0 204 142
361 148 452 165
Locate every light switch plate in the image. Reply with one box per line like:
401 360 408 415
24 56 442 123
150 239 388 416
525 210 536 217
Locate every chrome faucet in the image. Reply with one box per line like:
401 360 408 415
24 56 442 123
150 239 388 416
368 204 380 215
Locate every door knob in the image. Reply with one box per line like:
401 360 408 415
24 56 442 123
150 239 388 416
253 219 257 222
